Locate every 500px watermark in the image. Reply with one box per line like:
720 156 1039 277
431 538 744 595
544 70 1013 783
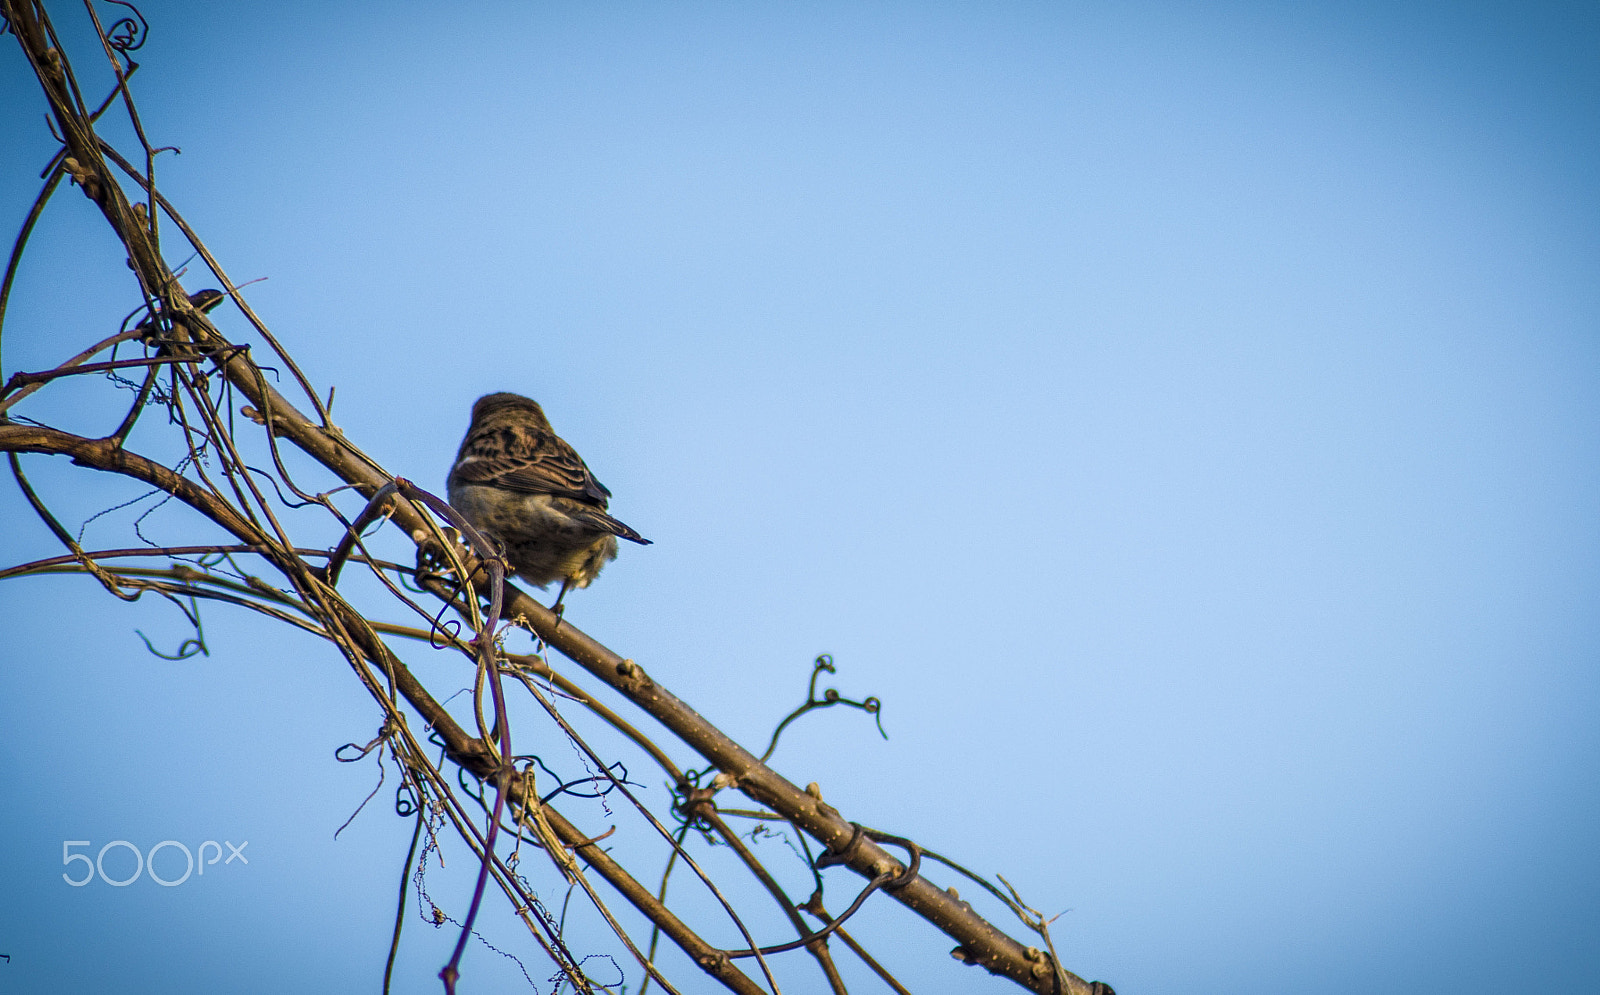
61 839 249 887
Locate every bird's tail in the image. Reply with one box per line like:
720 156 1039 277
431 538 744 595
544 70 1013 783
571 507 652 545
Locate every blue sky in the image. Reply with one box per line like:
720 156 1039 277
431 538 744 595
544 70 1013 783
1 2 1597 993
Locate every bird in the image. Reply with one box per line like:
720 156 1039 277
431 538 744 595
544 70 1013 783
446 392 649 613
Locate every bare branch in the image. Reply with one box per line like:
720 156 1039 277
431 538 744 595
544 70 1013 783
0 4 1117 993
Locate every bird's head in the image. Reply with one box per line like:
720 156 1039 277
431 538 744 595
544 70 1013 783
469 392 551 430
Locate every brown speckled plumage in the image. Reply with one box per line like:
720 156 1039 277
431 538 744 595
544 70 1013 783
446 392 649 593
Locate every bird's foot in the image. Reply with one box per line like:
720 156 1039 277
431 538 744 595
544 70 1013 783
549 578 572 630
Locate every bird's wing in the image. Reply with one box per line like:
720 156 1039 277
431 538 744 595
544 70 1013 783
452 429 614 506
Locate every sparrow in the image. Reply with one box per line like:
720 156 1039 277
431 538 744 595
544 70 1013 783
446 392 650 610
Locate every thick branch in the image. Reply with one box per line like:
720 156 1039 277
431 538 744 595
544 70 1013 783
171 294 1093 994
0 4 1109 990
212 355 1096 992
